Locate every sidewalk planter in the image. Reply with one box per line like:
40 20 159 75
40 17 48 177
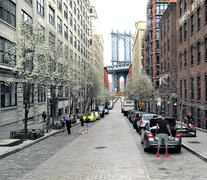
10 129 45 140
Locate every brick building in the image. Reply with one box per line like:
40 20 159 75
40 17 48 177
176 0 207 129
143 0 177 112
104 67 109 89
159 2 177 117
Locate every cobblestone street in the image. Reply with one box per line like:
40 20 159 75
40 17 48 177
0 102 207 180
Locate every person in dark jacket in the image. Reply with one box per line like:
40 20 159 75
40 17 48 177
66 115 71 135
42 111 47 122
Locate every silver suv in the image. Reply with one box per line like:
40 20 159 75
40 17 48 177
137 114 159 135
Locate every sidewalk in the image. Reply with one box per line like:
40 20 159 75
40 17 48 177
178 122 207 162
0 118 80 159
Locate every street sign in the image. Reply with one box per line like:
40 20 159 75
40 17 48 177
139 102 144 107
157 97 161 107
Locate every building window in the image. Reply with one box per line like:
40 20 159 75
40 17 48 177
69 31 73 45
205 37 207 61
205 74 207 101
197 7 201 30
49 32 55 50
191 77 194 100
38 86 46 102
205 0 207 23
179 53 182 70
184 79 187 99
37 0 44 16
164 25 166 36
74 36 77 48
63 3 68 19
0 37 15 65
58 86 63 97
23 84 34 104
0 82 17 108
205 110 207 129
191 46 194 65
57 40 63 57
69 0 72 8
21 10 32 21
184 22 187 40
179 0 182 17
0 0 16 27
197 41 201 64
73 2 76 15
49 6 55 25
64 24 68 39
184 0 187 11
167 19 170 32
167 39 170 51
197 76 201 101
57 16 62 33
74 19 77 32
184 50 187 68
179 27 182 43
191 15 194 34
180 79 183 99
69 12 73 26
197 109 201 127
65 86 69 97
57 0 62 11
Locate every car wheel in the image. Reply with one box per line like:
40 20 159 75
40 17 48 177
176 147 181 153
139 128 141 135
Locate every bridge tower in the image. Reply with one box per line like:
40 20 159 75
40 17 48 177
106 30 132 93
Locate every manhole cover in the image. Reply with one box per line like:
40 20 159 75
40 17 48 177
188 141 200 144
158 168 167 171
95 146 106 149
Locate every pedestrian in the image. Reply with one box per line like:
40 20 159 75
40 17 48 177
85 116 90 133
42 111 47 122
66 115 71 135
61 113 66 134
185 112 193 129
156 116 172 157
79 115 85 134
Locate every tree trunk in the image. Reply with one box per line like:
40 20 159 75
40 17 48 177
24 100 28 135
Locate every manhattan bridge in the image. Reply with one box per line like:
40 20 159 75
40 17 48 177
105 30 132 92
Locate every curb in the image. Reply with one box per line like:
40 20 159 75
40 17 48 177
182 143 207 163
0 121 80 160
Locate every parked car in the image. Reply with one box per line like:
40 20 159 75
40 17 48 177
93 111 100 120
98 106 105 118
137 113 159 135
131 111 144 129
83 112 96 122
105 108 109 114
127 110 133 121
141 117 182 152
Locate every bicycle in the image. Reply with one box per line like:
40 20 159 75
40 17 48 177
40 122 52 133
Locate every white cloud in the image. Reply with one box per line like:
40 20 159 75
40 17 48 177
90 0 147 66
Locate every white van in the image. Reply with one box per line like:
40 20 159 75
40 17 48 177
123 100 134 116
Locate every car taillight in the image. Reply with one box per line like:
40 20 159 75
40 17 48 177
146 133 154 138
176 134 181 138
141 121 143 125
135 117 139 120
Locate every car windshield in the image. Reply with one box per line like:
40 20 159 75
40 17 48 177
85 113 92 116
143 114 156 120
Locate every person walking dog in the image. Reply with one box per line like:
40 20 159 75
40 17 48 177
156 116 172 157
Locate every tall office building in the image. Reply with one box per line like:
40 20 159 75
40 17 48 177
132 21 146 81
0 0 92 126
89 6 104 82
